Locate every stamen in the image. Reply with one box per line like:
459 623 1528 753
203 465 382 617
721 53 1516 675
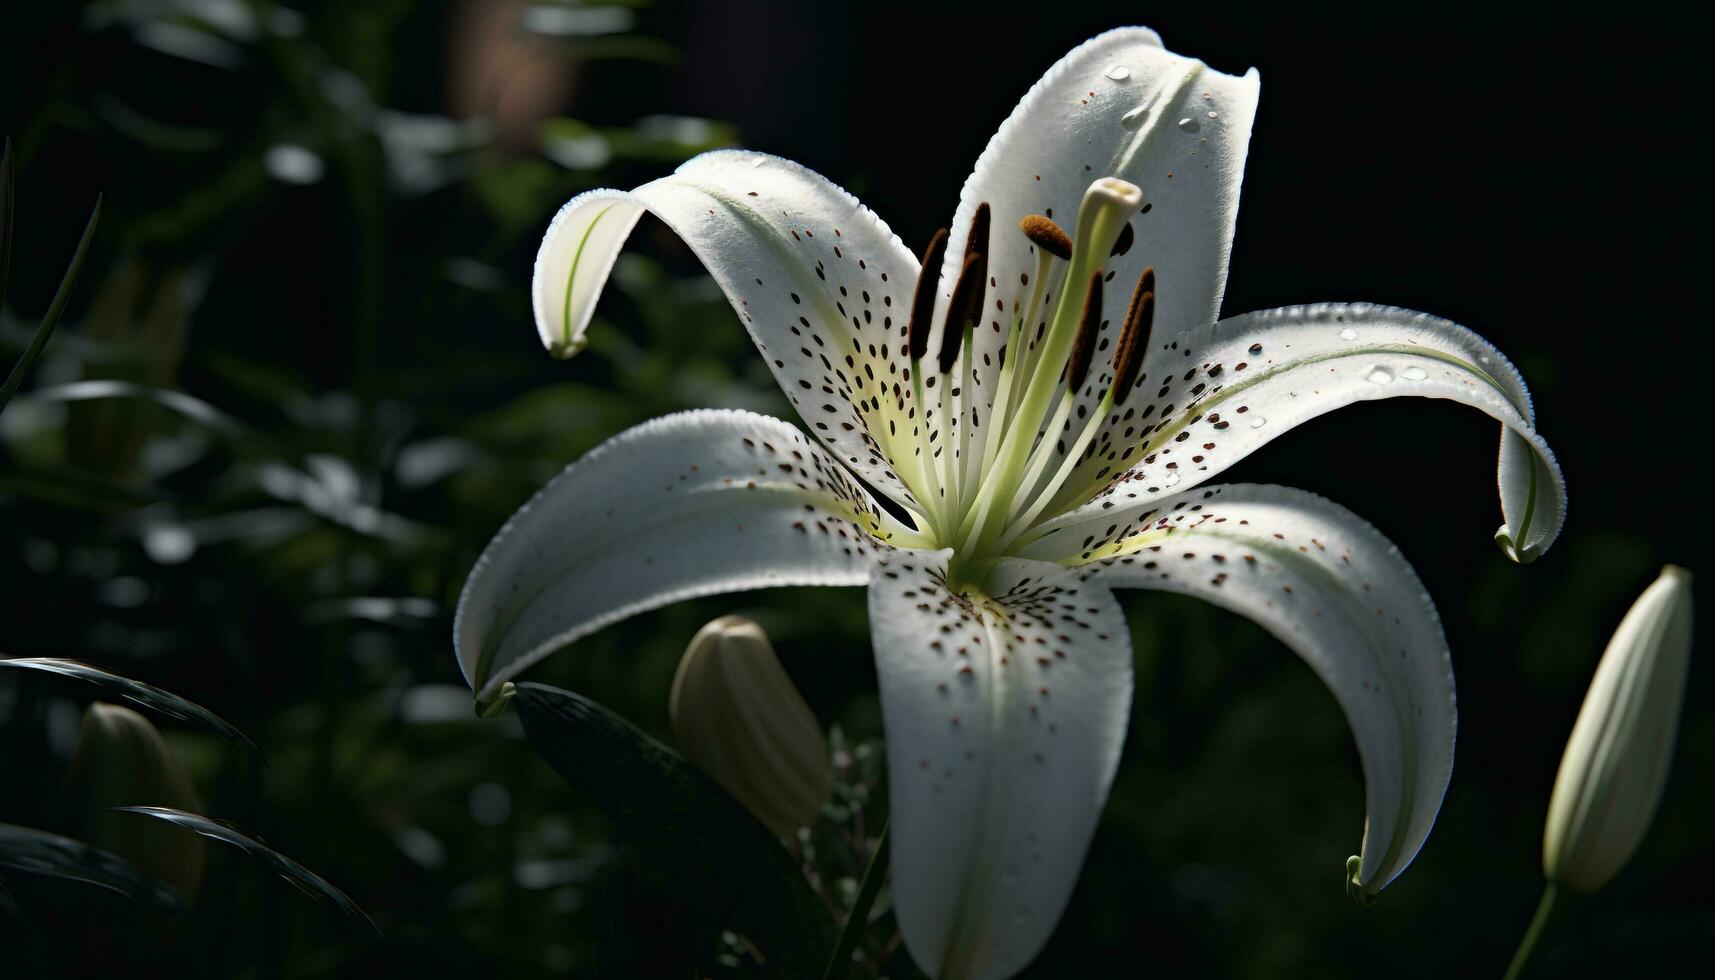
959 204 992 325
1063 272 1103 392
1111 266 1155 404
907 228 949 362
938 251 983 374
1019 215 1072 260
1109 221 1134 257
955 176 1140 556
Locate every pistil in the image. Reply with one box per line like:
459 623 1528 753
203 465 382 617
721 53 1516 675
957 177 1141 556
1004 265 1156 551
1001 272 1103 529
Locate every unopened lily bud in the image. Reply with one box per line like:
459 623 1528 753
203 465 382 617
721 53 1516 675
59 702 206 898
669 616 831 836
1543 566 1694 893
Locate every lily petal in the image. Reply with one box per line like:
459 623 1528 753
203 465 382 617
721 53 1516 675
870 550 1131 980
531 150 926 512
1043 303 1565 562
455 410 917 701
931 27 1259 416
1031 483 1453 897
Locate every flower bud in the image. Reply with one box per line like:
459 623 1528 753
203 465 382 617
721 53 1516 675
1543 565 1694 893
669 616 831 836
59 702 206 898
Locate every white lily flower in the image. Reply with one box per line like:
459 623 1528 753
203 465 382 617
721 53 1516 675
455 28 1566 980
1543 566 1693 893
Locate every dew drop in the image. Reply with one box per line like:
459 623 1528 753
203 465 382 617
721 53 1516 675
1401 366 1428 381
1164 470 1182 486
1207 110 1220 119
1366 367 1394 385
1338 326 1358 341
1121 106 1148 130
1177 117 1199 132
1104 64 1131 81
1249 415 1267 429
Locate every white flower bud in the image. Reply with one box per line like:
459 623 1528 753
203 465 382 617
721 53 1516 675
1543 566 1694 893
59 702 206 898
668 616 831 836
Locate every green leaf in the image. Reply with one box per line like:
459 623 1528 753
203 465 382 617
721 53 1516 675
0 823 187 913
511 683 834 976
0 195 101 415
104 807 379 936
0 658 257 754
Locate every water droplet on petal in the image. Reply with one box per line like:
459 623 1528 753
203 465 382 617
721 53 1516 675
1401 366 1428 381
1177 117 1199 132
1121 106 1148 130
1104 64 1131 81
1164 470 1182 486
1338 326 1358 341
1366 367 1394 385
1248 415 1267 429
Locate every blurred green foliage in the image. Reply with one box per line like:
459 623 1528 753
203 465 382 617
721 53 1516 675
0 3 1708 979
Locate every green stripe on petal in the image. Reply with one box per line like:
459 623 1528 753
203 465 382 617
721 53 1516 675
933 27 1260 438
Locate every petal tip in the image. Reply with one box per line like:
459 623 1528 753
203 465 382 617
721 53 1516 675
1345 855 1378 907
548 336 587 360
1494 526 1540 565
476 681 517 719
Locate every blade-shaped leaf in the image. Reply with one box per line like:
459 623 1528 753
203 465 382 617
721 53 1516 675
511 682 834 976
0 658 257 754
0 822 187 913
105 807 377 935
0 195 101 414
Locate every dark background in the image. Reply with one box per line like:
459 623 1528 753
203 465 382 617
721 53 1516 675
1 2 1708 977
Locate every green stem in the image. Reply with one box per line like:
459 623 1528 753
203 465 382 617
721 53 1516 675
1501 883 1563 980
821 821 891 980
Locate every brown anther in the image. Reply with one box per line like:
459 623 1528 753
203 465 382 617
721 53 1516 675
1109 221 1134 257
1064 272 1103 390
938 252 983 373
1019 214 1072 260
907 228 950 362
1111 266 1156 404
959 203 991 326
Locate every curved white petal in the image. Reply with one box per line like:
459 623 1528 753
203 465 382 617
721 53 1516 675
1042 303 1565 563
532 150 927 511
928 27 1259 418
455 410 917 701
1035 484 1453 896
870 550 1131 980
